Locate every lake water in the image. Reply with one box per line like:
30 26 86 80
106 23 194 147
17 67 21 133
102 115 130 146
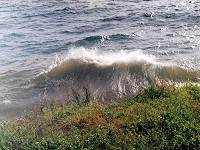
0 0 200 120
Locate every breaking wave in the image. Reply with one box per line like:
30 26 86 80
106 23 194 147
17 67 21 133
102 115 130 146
31 47 200 102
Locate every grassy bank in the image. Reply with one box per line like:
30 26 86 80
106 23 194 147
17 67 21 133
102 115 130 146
0 84 200 149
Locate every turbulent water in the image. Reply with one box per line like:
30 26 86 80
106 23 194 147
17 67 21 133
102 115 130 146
0 0 200 120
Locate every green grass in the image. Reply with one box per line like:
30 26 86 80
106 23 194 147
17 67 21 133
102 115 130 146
0 84 200 149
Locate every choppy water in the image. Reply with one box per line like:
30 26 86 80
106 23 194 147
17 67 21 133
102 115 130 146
0 0 200 120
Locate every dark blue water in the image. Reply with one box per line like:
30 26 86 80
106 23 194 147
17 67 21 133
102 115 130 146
0 0 200 120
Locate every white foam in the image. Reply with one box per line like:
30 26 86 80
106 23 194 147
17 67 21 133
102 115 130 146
0 100 12 105
63 47 158 66
80 0 106 8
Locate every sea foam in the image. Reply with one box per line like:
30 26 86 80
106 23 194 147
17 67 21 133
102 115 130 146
64 47 157 65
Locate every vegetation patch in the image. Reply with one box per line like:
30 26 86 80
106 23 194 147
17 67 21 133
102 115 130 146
0 84 200 149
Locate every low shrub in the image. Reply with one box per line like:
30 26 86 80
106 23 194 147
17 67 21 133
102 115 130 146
0 85 199 149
